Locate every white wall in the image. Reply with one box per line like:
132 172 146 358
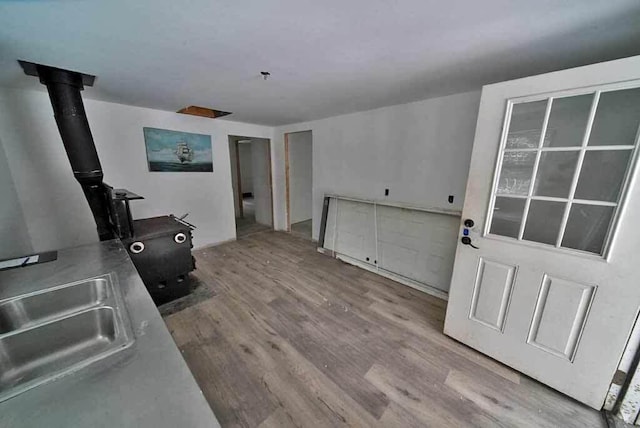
0 86 482 255
251 138 273 226
0 138 32 259
0 88 273 252
288 130 313 224
238 143 253 194
228 138 241 218
272 90 482 240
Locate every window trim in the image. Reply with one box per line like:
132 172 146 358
483 80 640 260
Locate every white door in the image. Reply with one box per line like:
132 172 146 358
444 56 640 409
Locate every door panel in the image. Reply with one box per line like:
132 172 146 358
376 205 458 291
469 258 516 332
333 200 376 265
444 56 640 409
322 198 459 293
527 275 596 361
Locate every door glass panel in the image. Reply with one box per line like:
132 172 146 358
533 151 580 198
506 100 547 149
497 151 536 195
562 204 615 254
490 197 526 238
544 94 593 147
588 87 640 146
488 85 640 256
574 150 632 202
523 200 565 245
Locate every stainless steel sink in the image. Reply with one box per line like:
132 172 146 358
0 273 134 402
0 277 109 334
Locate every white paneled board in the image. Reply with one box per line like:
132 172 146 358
321 196 460 297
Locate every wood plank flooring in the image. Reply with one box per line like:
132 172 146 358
236 215 271 238
164 231 604 427
290 219 312 240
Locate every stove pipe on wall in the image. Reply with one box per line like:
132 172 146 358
19 61 114 241
19 60 196 305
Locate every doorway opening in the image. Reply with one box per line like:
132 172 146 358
285 130 313 240
228 135 274 238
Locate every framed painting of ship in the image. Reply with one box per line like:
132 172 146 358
143 127 213 172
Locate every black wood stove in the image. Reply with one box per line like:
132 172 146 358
20 60 196 305
121 211 197 304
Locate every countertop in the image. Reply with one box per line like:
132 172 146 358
0 240 220 428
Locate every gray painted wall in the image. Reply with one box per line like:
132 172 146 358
288 131 313 224
228 137 241 218
251 138 273 226
238 143 253 194
0 138 32 259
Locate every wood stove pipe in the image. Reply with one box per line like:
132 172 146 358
19 61 114 241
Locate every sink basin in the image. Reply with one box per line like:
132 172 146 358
0 274 134 402
0 277 109 334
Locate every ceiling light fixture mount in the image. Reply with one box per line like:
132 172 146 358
260 71 271 80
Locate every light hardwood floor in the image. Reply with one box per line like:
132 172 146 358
235 215 271 238
290 219 312 240
164 231 604 427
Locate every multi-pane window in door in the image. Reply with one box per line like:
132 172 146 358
489 86 640 255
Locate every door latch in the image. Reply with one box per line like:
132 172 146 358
461 236 479 249
461 219 479 248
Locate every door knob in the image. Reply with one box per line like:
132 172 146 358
464 219 475 228
461 236 479 249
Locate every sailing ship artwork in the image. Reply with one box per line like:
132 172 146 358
143 127 213 172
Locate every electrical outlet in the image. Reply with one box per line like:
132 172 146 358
448 195 454 203
385 188 389 196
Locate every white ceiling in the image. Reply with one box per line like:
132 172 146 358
1 1 639 126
